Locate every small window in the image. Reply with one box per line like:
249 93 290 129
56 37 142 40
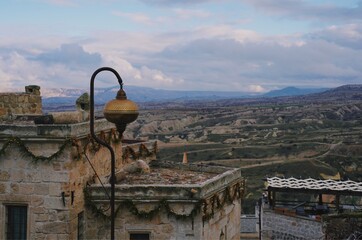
130 233 150 240
78 211 84 240
6 205 28 240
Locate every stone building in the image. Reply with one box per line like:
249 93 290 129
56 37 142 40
87 162 244 240
0 87 245 240
260 177 362 240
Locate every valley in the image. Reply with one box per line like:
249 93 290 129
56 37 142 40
123 85 362 212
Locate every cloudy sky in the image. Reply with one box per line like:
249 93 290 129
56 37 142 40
1 0 361 93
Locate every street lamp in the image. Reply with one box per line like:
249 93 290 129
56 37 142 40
89 67 139 240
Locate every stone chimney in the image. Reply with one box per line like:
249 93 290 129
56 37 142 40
25 85 41 95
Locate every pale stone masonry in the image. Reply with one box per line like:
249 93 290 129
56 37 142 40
261 207 324 240
0 85 42 119
0 87 245 240
0 119 152 239
87 162 244 239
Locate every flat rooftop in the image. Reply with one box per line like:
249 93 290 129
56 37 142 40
89 161 243 201
117 166 218 185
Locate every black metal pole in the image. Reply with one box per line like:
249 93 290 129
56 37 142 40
90 67 123 240
258 198 262 240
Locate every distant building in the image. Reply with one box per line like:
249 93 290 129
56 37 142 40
0 86 245 239
260 177 362 240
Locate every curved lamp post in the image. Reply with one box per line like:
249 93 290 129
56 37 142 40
89 67 139 240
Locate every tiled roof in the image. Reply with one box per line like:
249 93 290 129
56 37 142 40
266 177 362 193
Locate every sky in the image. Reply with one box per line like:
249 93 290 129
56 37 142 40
1 0 362 93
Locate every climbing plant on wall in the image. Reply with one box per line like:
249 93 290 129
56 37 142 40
0 129 124 163
0 137 72 163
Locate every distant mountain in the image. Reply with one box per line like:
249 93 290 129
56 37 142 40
42 85 353 111
42 85 330 104
96 86 252 103
42 85 252 106
263 87 329 97
313 84 362 100
140 84 361 109
42 88 86 98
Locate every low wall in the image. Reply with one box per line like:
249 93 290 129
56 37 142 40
261 208 324 240
0 85 42 119
240 215 258 233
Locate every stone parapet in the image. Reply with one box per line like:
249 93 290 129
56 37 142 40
0 85 42 119
0 119 114 139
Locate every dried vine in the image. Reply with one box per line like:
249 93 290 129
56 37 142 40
0 137 72 163
122 143 156 161
0 129 123 164
83 186 111 221
84 181 243 221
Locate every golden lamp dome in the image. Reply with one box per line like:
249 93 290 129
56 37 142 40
103 88 139 135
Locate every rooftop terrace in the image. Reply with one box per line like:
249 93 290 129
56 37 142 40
117 166 217 185
89 161 243 202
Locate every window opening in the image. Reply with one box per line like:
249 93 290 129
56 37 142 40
6 205 28 240
129 233 150 240
78 211 84 240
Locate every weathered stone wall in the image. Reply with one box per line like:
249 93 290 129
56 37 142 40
0 128 126 239
85 206 200 240
240 215 258 233
65 134 126 239
0 141 71 240
86 163 243 239
202 199 241 240
85 199 241 240
261 208 324 240
0 85 42 119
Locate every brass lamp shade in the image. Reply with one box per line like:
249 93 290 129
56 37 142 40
103 89 139 135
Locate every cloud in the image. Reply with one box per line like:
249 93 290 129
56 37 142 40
310 24 362 49
146 35 362 90
112 8 211 27
137 0 215 6
112 11 167 26
193 25 261 43
100 54 184 88
35 43 102 69
0 51 90 90
247 84 265 93
39 0 76 6
0 42 183 92
241 0 362 22
1 12 361 94
172 8 211 19
28 24 362 92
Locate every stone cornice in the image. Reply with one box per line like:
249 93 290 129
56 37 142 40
0 119 114 140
